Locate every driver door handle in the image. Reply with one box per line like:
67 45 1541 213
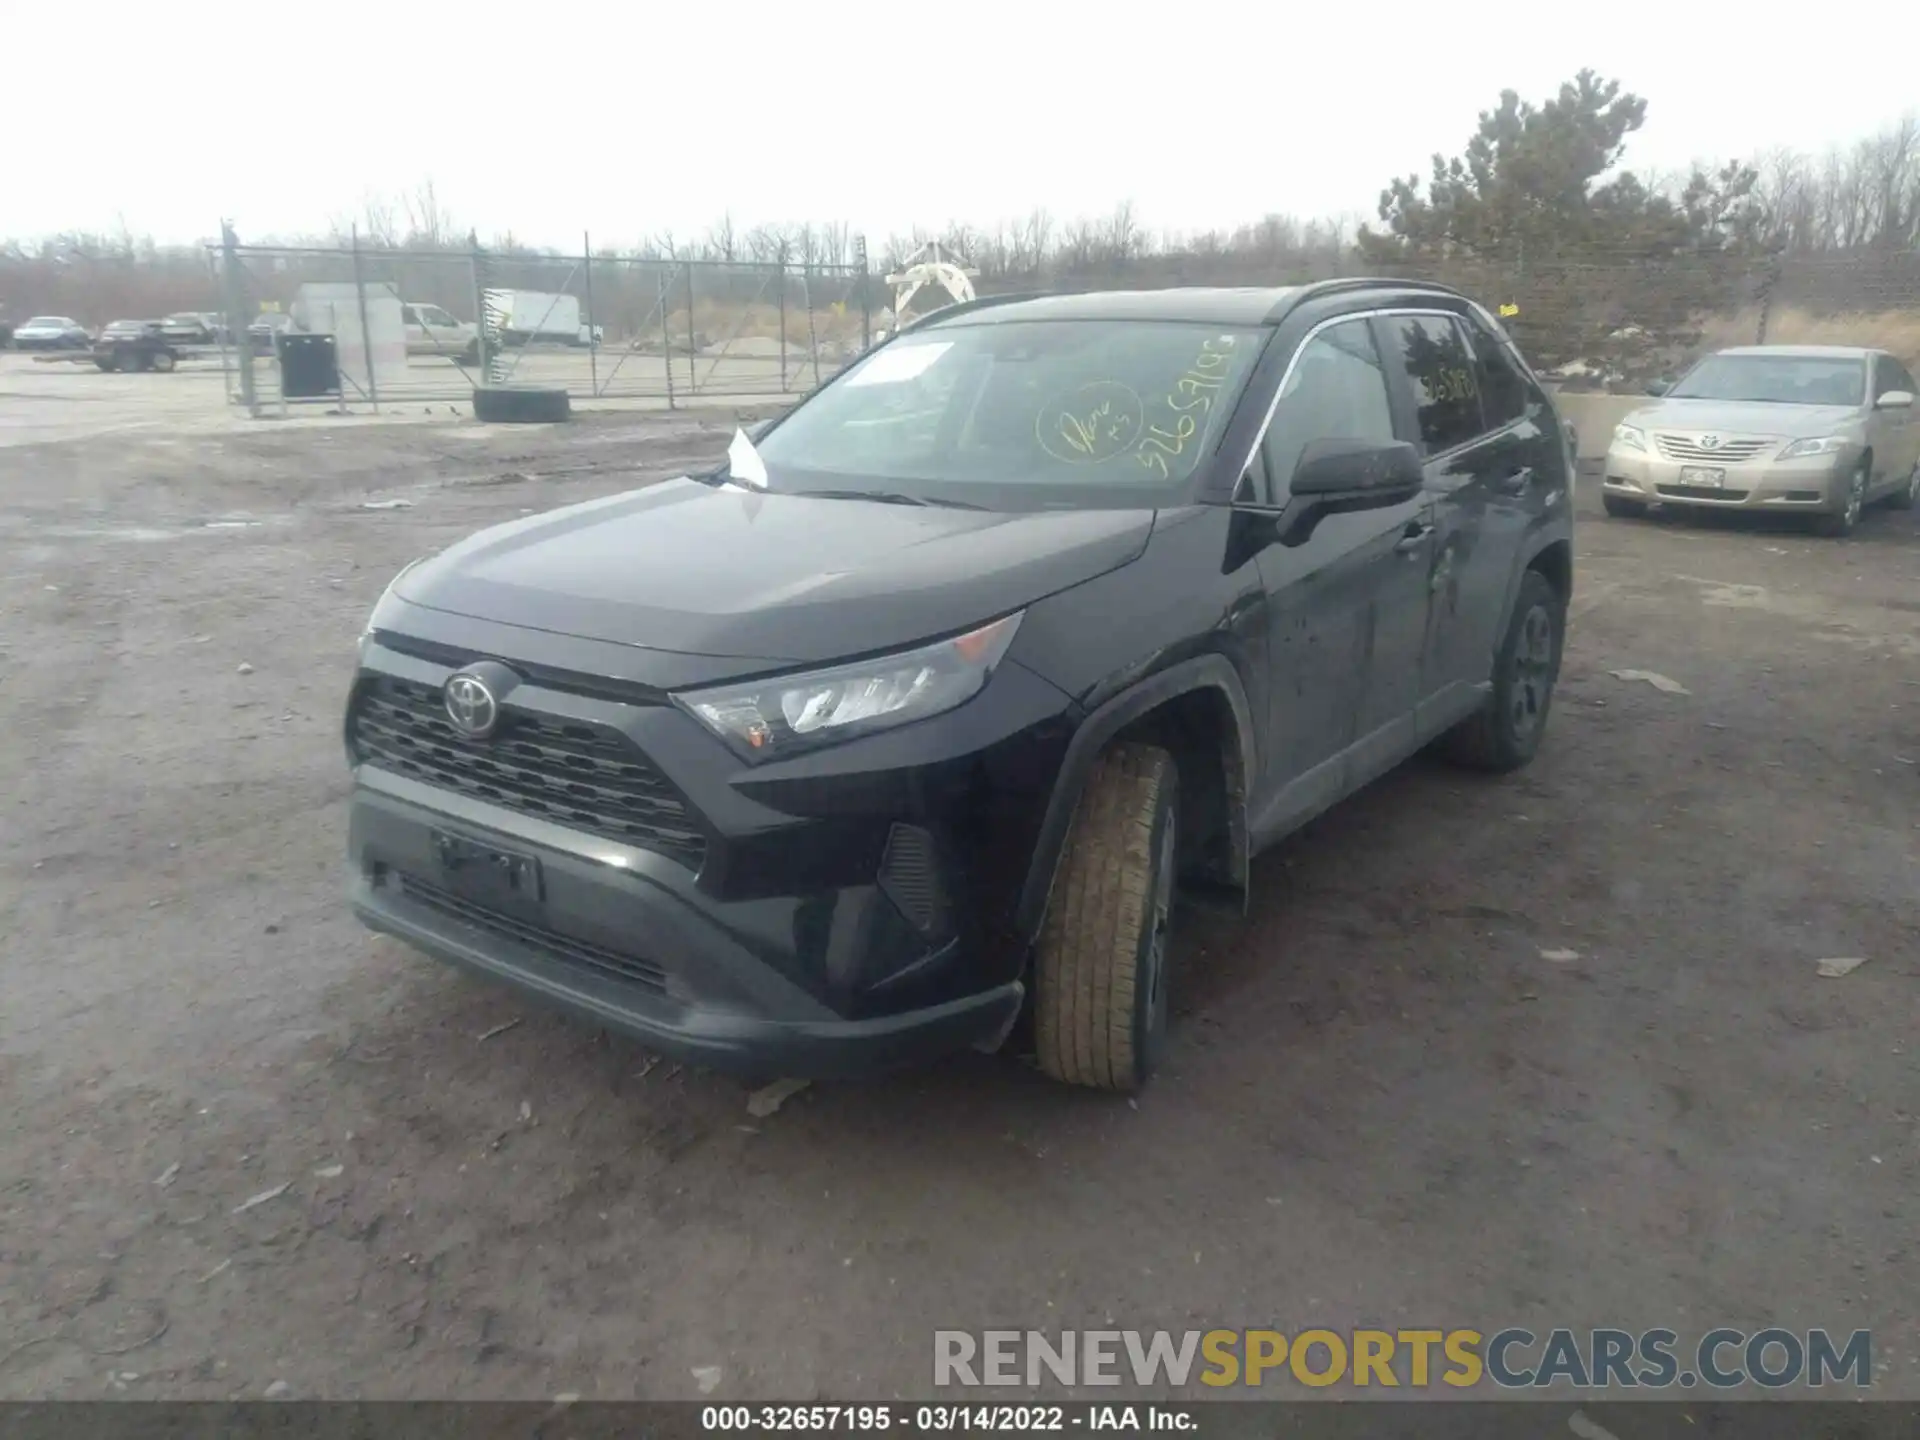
1395 519 1435 554
1494 466 1535 495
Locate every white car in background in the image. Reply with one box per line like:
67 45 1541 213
13 315 91 350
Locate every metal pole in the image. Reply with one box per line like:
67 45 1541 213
857 235 871 354
221 221 257 416
659 268 676 411
777 245 788 392
803 265 821 390
469 231 489 395
583 230 598 399
684 262 697 397
350 224 380 414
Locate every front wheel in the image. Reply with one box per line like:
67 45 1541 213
1814 462 1870 537
95 356 116 372
1033 743 1178 1093
149 349 176 373
1437 569 1566 774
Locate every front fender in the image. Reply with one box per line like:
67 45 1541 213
1013 653 1256 943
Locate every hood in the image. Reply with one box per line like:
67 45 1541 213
1625 398 1863 439
396 477 1155 665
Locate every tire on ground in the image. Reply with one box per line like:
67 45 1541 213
471 386 571 424
1437 567 1566 774
1033 741 1176 1093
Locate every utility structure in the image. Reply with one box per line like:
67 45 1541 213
883 241 978 335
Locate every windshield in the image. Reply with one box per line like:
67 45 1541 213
1670 354 1866 406
752 319 1266 507
104 321 145 333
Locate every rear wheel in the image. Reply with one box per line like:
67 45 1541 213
1885 461 1919 511
1033 743 1178 1093
1438 569 1565 774
149 349 176 373
1602 493 1647 519
1813 461 1869 537
95 356 117 372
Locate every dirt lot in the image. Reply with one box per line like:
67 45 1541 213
1 355 1916 1402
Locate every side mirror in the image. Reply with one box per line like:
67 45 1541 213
1289 437 1425 502
1875 389 1914 409
1645 379 1672 397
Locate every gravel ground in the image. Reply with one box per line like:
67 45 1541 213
1 388 1915 1402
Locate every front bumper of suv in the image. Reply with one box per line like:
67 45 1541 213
344 615 1076 1077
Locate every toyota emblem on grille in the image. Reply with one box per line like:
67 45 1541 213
444 672 499 738
1698 433 1722 450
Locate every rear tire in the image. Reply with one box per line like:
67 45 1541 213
1602 493 1647 519
150 350 176 373
95 356 116 372
1886 461 1919 511
1437 569 1565 774
1033 743 1178 1093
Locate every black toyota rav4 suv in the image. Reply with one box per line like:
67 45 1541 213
346 279 1574 1092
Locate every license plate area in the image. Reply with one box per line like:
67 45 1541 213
1679 465 1726 487
430 828 544 913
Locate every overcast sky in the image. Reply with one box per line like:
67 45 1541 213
8 1 1916 250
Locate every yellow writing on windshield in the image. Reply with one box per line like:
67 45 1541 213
1036 381 1144 465
1135 334 1237 477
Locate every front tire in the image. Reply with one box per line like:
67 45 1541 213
150 350 176 373
1814 462 1869 537
1438 569 1565 774
1034 743 1178 1093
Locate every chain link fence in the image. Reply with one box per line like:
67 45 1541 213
209 229 877 415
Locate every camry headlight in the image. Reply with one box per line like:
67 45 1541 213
1612 423 1646 452
1778 435 1848 460
677 613 1023 762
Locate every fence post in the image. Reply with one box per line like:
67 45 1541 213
856 234 872 353
221 221 257 417
350 225 380 414
684 262 697 397
1755 253 1784 345
583 230 598 399
802 265 821 390
658 267 676 411
777 244 789 393
469 231 490 396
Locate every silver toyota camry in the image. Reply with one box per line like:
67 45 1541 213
1602 345 1920 537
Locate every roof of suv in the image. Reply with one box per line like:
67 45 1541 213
919 278 1472 329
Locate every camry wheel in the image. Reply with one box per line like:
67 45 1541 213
1887 461 1919 512
1815 462 1869 537
1034 742 1178 1093
1437 568 1565 774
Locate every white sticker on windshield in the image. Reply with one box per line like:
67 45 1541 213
726 427 769 489
844 341 953 388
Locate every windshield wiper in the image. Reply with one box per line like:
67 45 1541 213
797 488 985 510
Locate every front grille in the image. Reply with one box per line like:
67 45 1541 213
1654 433 1770 463
351 675 706 870
395 873 667 992
1657 484 1751 501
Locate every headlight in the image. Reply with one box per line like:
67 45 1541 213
1778 435 1848 460
677 613 1023 763
1612 423 1646 452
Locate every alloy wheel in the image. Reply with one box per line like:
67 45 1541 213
1510 603 1556 743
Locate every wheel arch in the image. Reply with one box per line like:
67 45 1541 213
1014 654 1255 943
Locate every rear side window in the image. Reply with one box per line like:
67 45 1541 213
1383 314 1482 455
1468 316 1531 429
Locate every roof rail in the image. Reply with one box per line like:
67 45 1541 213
901 291 1050 332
